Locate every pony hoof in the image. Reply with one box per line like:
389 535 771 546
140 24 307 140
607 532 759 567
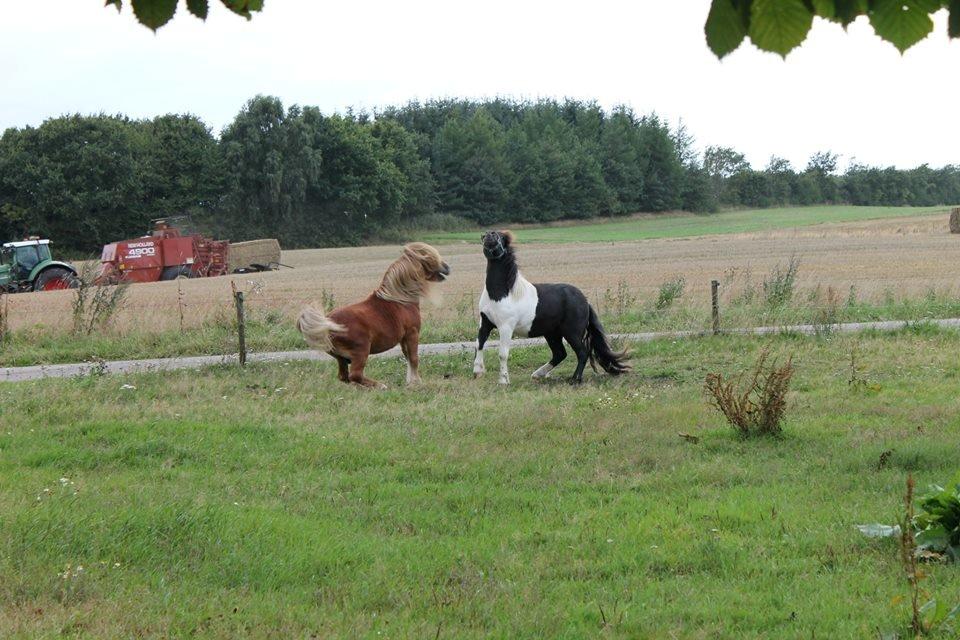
473 370 484 378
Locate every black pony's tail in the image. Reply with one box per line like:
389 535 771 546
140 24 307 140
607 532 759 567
585 306 631 376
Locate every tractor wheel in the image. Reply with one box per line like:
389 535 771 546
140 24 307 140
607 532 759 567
160 266 194 281
33 267 80 292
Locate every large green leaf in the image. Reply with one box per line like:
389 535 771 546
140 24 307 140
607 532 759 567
187 0 209 20
811 0 836 18
131 0 178 30
749 0 814 57
705 0 749 57
832 0 868 27
916 524 951 551
220 0 264 19
869 0 936 53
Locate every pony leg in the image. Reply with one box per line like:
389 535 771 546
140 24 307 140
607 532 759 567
563 331 591 384
532 334 566 379
347 351 385 389
400 332 422 385
473 313 495 377
497 325 514 385
333 354 350 383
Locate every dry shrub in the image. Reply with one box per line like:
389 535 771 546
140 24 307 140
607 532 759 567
813 284 843 332
704 348 794 437
71 262 130 335
900 474 923 637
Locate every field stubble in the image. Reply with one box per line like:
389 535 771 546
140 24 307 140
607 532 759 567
3 212 958 349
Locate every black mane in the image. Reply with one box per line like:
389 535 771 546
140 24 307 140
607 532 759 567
484 247 518 301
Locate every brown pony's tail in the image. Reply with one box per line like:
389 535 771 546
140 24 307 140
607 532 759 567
296 306 346 351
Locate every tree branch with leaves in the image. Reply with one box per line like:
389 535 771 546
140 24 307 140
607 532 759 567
104 0 264 31
705 0 960 58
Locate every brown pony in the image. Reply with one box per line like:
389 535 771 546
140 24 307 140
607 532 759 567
297 243 451 388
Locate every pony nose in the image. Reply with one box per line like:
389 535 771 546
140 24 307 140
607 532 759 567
441 262 451 275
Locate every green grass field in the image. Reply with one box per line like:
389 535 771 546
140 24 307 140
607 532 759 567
423 205 949 244
2 330 959 638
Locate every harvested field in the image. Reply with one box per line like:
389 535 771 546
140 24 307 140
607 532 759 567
6 211 959 334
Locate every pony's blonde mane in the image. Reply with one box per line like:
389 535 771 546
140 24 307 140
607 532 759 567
375 243 444 304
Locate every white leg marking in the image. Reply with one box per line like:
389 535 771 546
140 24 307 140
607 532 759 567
498 328 513 385
473 340 486 377
531 363 555 379
406 359 421 385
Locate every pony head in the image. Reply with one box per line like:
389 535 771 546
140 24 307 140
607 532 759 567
481 230 514 260
376 242 451 304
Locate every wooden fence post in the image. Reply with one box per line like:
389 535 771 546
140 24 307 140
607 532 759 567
0 292 7 343
232 281 246 366
177 279 185 333
711 280 720 335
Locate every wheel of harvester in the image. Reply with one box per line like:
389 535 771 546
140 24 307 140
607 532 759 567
160 265 195 281
33 267 80 292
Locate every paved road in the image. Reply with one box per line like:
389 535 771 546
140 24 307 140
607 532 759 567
3 318 959 383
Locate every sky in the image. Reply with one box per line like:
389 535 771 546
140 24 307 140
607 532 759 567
3 1 959 171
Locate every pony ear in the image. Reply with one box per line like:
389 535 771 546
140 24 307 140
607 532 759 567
500 230 515 246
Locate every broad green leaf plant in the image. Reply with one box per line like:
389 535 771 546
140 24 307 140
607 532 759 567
706 0 960 58
858 471 960 562
915 471 960 562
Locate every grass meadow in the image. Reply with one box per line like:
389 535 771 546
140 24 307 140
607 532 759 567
2 330 960 638
421 205 949 244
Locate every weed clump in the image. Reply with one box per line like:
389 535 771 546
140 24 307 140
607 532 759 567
601 280 638 319
321 288 337 313
655 276 686 310
71 262 130 335
763 257 800 307
704 348 794 437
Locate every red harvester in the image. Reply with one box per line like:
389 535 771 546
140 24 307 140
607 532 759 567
96 219 229 284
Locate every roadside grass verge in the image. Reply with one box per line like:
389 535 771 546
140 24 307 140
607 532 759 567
5 289 960 367
1 331 959 637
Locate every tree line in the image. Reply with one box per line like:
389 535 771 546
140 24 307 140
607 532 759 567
1 95 958 253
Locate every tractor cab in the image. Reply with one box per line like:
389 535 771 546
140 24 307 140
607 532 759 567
1 240 52 279
0 238 79 293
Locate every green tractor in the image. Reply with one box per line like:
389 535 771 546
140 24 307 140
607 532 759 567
0 238 80 293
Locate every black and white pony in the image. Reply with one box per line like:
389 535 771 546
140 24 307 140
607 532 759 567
473 230 630 384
